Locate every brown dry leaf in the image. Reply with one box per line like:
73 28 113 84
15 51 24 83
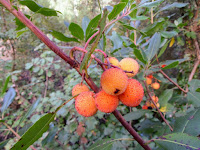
76 122 85 136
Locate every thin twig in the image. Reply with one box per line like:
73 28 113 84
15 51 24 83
143 81 173 131
3 123 37 150
159 70 187 94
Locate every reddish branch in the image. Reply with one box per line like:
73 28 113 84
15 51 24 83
0 0 151 149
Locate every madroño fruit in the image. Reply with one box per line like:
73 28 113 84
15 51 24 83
146 77 152 85
75 91 97 117
118 79 144 107
152 95 159 103
100 68 128 96
151 82 160 90
119 58 139 77
95 90 119 113
104 57 119 68
72 83 90 99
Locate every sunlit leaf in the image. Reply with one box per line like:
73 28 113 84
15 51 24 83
1 75 11 96
162 61 179 70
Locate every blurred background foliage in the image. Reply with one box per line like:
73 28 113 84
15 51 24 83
0 0 200 149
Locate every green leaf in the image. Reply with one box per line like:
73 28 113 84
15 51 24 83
19 0 41 12
134 48 147 64
187 79 200 106
119 21 146 36
130 15 149 21
146 32 161 62
16 30 29 38
14 15 30 31
173 108 200 136
157 40 170 58
139 0 164 8
0 139 10 149
1 87 16 112
157 2 189 14
161 31 178 38
37 8 58 16
88 138 133 150
80 9 109 72
108 31 123 50
159 89 173 107
1 75 11 96
124 110 149 121
154 133 200 150
19 96 41 124
69 23 84 40
50 30 79 42
196 88 200 92
142 21 165 35
86 14 101 40
162 61 179 70
108 2 126 20
82 16 90 35
11 113 56 150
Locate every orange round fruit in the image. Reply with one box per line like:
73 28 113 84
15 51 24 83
75 91 97 117
104 57 119 68
146 77 152 85
72 83 90 99
118 79 144 107
152 95 159 103
100 68 128 96
151 82 160 90
95 90 119 113
119 58 139 77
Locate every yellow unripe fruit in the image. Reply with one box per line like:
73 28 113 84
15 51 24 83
75 91 97 117
100 68 128 96
146 77 152 85
152 95 159 103
118 79 144 107
72 83 90 99
104 57 119 68
151 82 160 90
156 103 160 108
95 90 119 113
119 58 139 77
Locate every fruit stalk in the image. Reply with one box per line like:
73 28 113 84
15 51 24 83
113 110 151 150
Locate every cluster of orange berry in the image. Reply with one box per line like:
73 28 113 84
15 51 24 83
142 74 161 109
72 57 144 117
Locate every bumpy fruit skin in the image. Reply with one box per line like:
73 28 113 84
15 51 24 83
72 83 90 99
118 79 144 107
105 57 119 68
152 95 159 103
95 90 119 113
151 82 160 90
75 91 97 117
119 58 139 77
100 68 128 96
146 77 152 85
